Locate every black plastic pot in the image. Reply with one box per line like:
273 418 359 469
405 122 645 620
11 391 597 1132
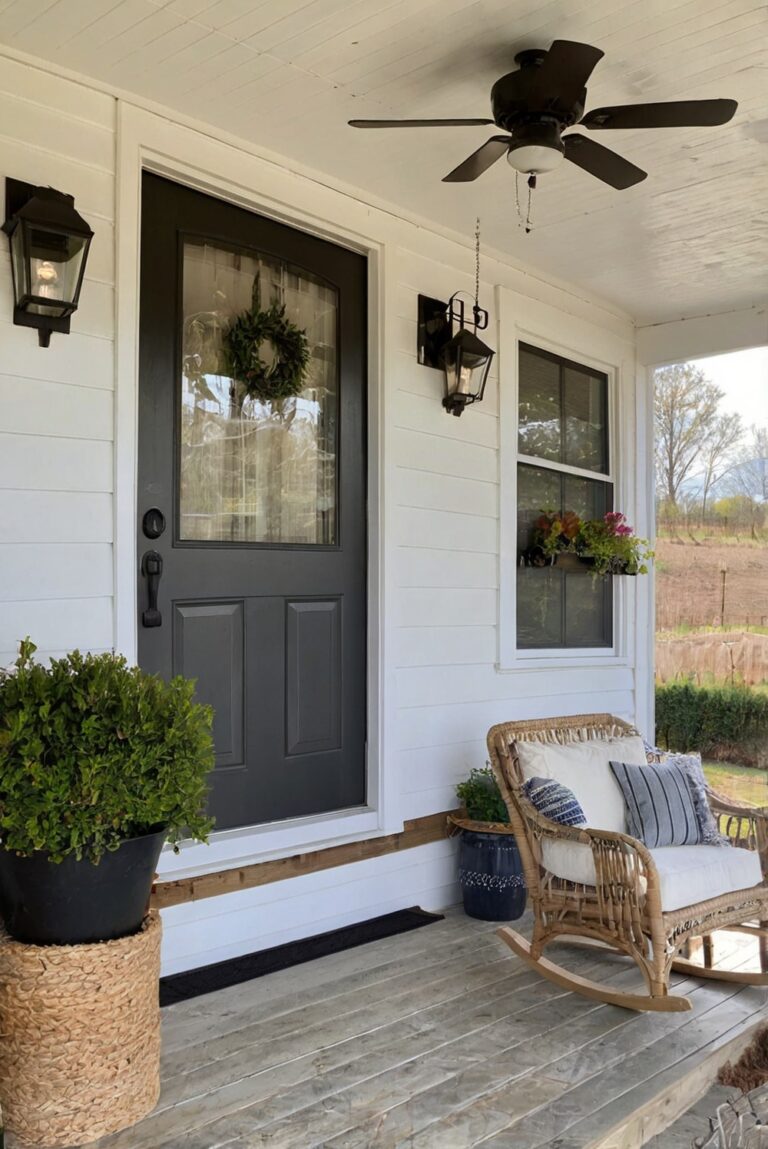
458 828 526 922
0 827 166 945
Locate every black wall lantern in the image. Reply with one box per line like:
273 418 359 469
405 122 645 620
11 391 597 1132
416 220 494 417
3 178 93 347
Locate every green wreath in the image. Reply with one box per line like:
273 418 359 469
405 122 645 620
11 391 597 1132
223 279 310 402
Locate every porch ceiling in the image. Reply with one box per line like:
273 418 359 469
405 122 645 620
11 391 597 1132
2 0 766 326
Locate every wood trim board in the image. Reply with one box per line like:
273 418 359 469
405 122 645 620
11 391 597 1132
151 810 457 909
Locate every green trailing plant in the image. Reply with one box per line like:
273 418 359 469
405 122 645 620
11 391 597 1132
0 640 215 863
456 767 509 824
222 277 310 403
576 512 654 576
532 510 654 577
655 680 768 761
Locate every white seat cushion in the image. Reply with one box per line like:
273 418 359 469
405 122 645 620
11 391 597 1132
517 735 647 833
651 843 763 912
538 839 762 912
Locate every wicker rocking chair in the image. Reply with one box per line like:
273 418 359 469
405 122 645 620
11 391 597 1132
487 714 768 1013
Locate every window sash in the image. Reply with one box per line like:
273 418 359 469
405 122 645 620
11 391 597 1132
516 343 614 652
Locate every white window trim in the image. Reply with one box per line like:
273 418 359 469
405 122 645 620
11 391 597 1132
114 103 401 877
497 285 637 673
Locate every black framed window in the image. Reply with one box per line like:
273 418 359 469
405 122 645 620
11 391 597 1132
516 343 613 650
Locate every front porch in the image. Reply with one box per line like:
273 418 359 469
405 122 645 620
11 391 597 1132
77 908 766 1149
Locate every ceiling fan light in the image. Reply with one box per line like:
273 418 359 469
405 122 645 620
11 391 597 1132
506 143 564 174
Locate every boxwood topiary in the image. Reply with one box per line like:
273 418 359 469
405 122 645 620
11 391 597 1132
0 639 215 863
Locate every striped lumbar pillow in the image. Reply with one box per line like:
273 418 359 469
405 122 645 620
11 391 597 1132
609 760 701 848
523 777 587 827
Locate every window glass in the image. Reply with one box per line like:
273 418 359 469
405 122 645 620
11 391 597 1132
518 347 560 463
516 343 613 651
518 343 608 474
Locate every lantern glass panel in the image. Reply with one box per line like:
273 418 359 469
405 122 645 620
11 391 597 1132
443 329 493 403
23 222 89 319
8 221 28 304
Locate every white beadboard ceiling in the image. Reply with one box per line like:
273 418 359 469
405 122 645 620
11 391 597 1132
1 0 766 324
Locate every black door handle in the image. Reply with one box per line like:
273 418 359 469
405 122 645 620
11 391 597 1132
141 550 163 628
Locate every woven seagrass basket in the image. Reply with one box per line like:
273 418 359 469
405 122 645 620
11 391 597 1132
0 911 161 1147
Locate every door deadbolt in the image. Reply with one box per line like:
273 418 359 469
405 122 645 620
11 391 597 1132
142 507 166 540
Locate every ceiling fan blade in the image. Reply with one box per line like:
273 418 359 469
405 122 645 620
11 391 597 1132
564 133 646 189
528 40 604 109
348 118 494 128
581 99 737 130
442 136 510 182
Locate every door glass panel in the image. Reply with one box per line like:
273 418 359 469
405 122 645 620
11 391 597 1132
179 239 338 544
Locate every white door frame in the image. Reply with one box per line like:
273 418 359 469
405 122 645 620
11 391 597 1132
114 103 397 880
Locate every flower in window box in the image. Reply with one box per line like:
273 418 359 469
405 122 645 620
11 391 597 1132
575 512 654 577
531 509 583 562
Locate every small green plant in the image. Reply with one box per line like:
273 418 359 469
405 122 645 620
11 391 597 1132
456 766 509 823
0 639 215 863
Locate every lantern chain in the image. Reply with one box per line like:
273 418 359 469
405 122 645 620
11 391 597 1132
473 216 481 324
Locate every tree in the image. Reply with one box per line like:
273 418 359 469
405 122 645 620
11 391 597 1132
653 364 742 508
724 424 768 505
713 494 765 534
699 410 744 518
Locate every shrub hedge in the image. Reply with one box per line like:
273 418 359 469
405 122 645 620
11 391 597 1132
655 681 768 761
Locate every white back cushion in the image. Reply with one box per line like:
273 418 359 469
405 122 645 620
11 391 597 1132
516 735 646 832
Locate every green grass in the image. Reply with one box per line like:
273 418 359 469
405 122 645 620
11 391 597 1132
657 624 768 638
704 761 768 807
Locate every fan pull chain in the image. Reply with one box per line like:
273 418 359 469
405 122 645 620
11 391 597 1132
526 174 535 233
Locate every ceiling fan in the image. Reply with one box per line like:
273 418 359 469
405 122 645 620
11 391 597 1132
349 40 737 190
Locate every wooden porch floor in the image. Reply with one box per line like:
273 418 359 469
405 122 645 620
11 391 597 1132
29 909 768 1149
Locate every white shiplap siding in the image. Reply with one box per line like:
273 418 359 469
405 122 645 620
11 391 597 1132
0 50 645 973
0 57 116 665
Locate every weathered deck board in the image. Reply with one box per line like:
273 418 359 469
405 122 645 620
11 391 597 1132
10 909 766 1149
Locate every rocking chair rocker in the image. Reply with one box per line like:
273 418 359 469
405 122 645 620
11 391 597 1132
487 714 768 1012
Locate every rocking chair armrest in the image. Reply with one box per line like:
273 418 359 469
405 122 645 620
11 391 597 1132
522 806 658 887
707 789 768 818
707 789 768 876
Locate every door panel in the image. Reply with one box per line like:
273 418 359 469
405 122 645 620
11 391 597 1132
285 599 342 757
138 173 367 831
172 601 245 770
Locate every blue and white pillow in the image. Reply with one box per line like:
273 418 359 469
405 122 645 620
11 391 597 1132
644 740 726 845
610 759 701 848
523 777 587 827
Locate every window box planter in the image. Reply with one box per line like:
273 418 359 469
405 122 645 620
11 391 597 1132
520 547 595 572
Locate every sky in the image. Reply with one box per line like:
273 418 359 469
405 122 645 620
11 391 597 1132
689 346 768 429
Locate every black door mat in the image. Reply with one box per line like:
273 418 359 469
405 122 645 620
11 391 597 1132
160 906 444 1006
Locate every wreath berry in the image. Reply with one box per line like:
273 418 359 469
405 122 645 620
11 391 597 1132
223 279 311 402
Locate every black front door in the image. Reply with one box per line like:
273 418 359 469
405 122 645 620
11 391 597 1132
137 174 367 831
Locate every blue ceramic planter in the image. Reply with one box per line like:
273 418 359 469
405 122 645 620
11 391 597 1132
459 828 526 921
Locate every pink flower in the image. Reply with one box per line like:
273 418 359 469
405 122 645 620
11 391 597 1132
603 511 634 537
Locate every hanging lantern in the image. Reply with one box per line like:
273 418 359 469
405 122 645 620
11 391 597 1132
416 218 494 417
441 296 494 417
3 178 93 347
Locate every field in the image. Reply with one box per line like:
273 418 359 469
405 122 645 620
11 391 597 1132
655 535 768 632
655 535 768 687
